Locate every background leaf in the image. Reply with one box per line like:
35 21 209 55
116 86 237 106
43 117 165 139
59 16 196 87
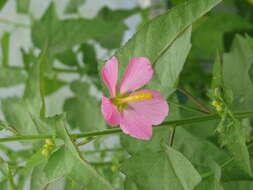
63 80 105 132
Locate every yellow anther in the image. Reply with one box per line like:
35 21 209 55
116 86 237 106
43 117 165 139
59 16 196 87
116 92 153 104
211 100 223 112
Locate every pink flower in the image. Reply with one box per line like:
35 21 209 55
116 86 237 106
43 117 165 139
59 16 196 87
101 56 169 140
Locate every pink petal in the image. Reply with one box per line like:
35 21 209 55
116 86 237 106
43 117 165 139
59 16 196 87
101 96 120 126
128 90 169 125
102 56 118 97
120 108 152 140
120 57 153 94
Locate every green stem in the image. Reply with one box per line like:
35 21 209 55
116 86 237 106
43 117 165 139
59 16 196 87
0 18 30 28
202 139 253 179
77 137 96 146
7 65 78 74
169 127 176 147
178 88 212 114
53 67 78 73
169 101 207 114
83 148 123 154
8 165 16 189
0 111 252 143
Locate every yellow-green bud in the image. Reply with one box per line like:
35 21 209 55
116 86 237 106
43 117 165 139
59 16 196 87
211 100 223 112
41 149 49 157
111 165 118 172
41 139 54 157
45 139 54 146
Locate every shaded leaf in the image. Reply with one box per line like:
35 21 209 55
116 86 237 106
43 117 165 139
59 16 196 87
195 161 223 190
121 147 201 190
192 12 253 58
223 35 253 111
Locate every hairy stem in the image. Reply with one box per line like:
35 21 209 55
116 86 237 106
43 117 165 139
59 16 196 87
0 111 252 143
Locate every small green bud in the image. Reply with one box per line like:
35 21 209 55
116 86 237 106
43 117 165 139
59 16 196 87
211 100 223 112
41 149 49 157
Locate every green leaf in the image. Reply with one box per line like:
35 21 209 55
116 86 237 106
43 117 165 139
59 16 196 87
219 119 252 181
55 49 78 67
96 6 140 22
44 76 67 96
223 181 253 190
124 177 138 190
44 146 73 179
0 0 7 10
101 0 222 97
0 120 8 130
30 163 51 190
32 2 124 54
0 67 27 87
63 81 105 132
147 27 192 96
223 35 253 111
121 127 170 155
174 128 229 165
1 98 38 135
80 43 98 76
95 6 140 49
16 0 30 13
192 12 253 58
1 49 46 135
195 161 223 190
121 147 201 190
44 115 115 190
21 47 37 71
211 54 223 90
1 32 10 67
64 0 86 14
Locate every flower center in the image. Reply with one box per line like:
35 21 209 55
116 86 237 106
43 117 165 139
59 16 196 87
112 92 153 112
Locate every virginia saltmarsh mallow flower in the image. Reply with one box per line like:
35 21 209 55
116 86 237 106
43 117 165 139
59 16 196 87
101 57 169 140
